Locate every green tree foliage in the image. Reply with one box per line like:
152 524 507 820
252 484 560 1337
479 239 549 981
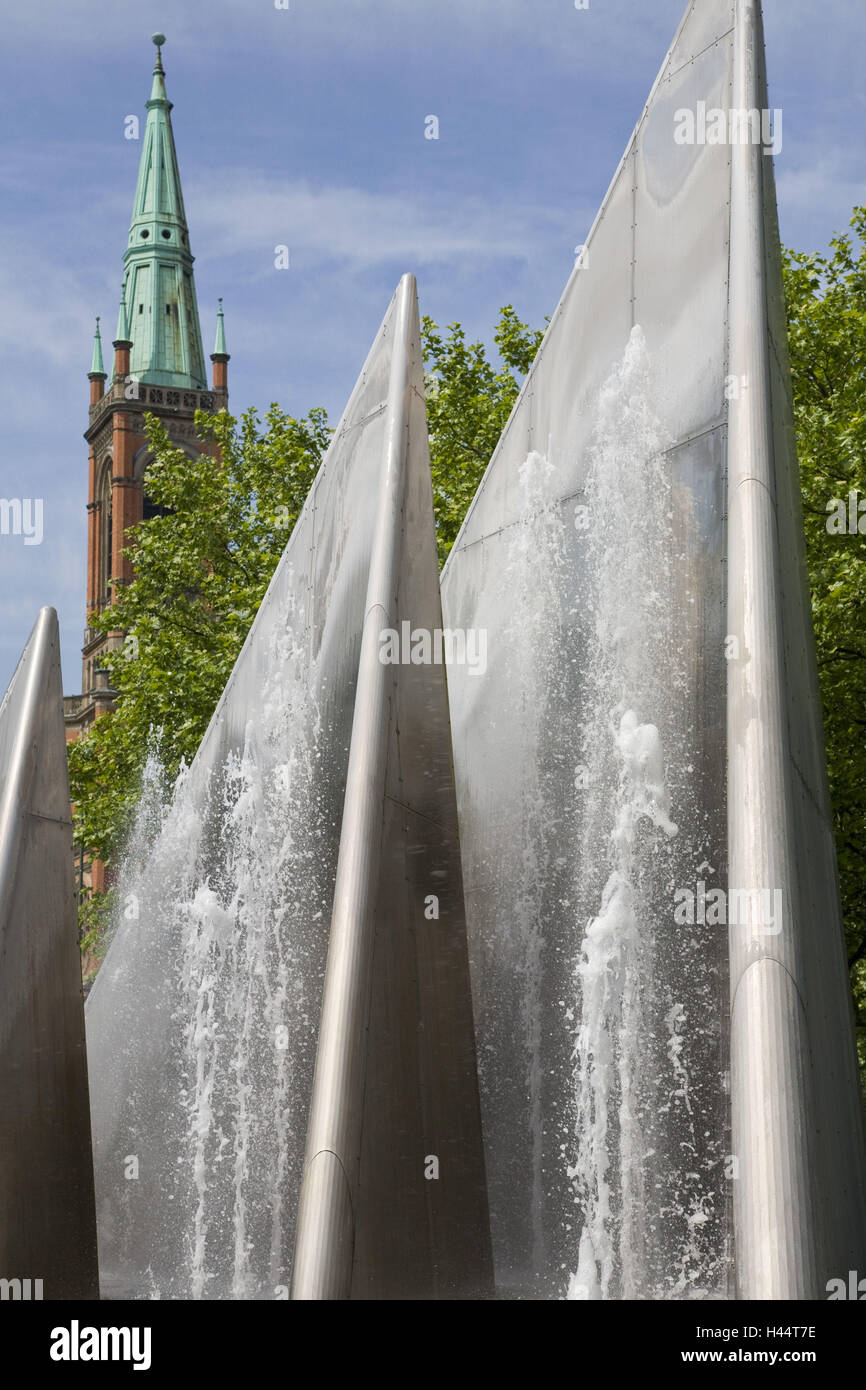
782 207 866 1081
422 305 545 566
68 404 330 869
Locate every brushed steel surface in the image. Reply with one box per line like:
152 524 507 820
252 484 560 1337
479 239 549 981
292 274 492 1300
85 280 406 1297
86 278 490 1301
441 0 865 1299
0 607 99 1299
726 0 866 1298
441 0 734 1298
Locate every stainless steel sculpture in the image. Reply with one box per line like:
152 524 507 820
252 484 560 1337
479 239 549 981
291 273 492 1299
441 0 866 1300
82 0 863 1302
86 275 491 1300
0 607 99 1299
726 0 866 1301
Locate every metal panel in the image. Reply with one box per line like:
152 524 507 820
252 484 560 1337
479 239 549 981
442 1 735 1298
668 0 734 75
459 153 634 549
85 286 399 1298
292 274 492 1300
442 0 865 1301
86 276 490 1301
0 607 99 1299
634 32 733 440
726 0 866 1298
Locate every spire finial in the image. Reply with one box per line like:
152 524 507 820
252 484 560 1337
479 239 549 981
152 32 166 74
213 298 229 358
89 316 106 377
114 290 131 348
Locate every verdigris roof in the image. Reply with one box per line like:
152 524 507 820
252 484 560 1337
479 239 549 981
118 35 207 390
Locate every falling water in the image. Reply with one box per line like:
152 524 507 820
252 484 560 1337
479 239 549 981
565 327 727 1299
463 328 726 1297
85 279 415 1301
87 607 340 1298
87 319 727 1300
501 450 570 1279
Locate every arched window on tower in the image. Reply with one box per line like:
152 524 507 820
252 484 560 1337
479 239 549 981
99 459 113 606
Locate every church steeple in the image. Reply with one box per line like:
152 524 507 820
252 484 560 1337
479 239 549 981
119 34 207 390
70 33 226 754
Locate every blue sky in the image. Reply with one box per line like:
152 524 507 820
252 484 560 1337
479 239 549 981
0 0 863 693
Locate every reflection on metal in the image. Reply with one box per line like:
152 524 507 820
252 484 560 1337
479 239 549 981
86 277 490 1300
726 0 866 1299
291 274 492 1300
441 0 866 1300
0 608 99 1299
87 274 415 1299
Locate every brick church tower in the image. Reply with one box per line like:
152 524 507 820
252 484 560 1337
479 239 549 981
64 34 229 751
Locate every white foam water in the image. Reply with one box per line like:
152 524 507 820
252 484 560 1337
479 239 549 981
87 611 336 1299
501 449 570 1277
565 327 726 1300
86 323 727 1301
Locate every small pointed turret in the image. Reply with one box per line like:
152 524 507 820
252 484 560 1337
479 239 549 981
113 290 132 381
211 298 230 393
213 298 228 357
114 292 131 348
88 317 107 405
89 317 106 377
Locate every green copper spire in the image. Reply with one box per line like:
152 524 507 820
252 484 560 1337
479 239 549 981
118 34 207 390
89 317 106 376
114 291 131 346
213 298 228 357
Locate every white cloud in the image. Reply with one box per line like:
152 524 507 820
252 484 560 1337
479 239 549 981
187 172 580 271
0 237 111 430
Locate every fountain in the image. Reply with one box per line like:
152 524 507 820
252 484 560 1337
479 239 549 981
440 0 866 1300
84 275 491 1300
2 0 864 1302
